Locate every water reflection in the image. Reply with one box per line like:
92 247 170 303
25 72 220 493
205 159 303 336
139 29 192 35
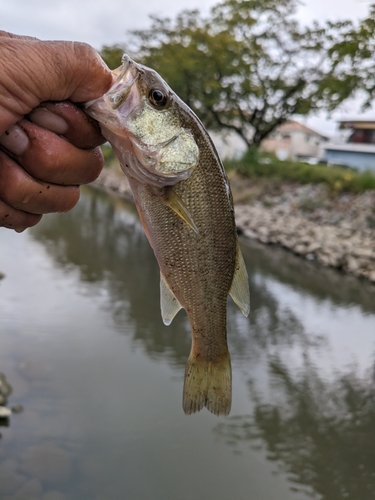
217 357 375 500
30 187 192 365
20 187 375 499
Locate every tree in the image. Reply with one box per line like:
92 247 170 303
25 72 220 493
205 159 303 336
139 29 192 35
102 0 369 148
101 44 128 70
327 4 375 110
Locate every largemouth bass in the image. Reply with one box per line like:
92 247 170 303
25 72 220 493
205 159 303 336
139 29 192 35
85 55 250 416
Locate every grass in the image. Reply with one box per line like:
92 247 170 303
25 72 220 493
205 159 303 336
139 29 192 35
225 149 375 193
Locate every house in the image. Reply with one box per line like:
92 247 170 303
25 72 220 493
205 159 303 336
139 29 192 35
323 120 375 171
260 120 329 162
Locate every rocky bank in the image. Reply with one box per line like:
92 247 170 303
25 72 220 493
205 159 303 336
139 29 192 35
91 165 375 284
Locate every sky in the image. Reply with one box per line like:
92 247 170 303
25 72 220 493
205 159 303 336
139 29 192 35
0 0 373 136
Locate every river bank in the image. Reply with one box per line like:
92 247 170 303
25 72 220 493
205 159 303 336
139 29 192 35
91 165 375 284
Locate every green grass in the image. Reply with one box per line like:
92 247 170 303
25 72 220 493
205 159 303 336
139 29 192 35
225 149 375 193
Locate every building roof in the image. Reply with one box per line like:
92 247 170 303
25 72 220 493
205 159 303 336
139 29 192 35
276 120 329 140
339 119 375 130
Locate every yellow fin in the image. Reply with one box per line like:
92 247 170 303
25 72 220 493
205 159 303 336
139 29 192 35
229 245 250 317
162 188 199 234
160 273 182 326
183 353 232 416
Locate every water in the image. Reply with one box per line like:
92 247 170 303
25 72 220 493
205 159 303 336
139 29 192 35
1 187 375 500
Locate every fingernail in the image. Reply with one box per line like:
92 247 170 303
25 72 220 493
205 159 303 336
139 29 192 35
29 108 68 134
0 125 29 155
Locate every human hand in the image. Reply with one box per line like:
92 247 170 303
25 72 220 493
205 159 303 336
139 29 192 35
0 31 114 232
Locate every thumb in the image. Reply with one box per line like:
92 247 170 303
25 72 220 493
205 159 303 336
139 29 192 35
0 31 113 133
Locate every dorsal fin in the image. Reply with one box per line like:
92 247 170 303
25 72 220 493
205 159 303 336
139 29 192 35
160 273 183 325
229 245 250 317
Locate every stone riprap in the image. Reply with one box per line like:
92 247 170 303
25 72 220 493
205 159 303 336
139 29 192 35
92 167 375 283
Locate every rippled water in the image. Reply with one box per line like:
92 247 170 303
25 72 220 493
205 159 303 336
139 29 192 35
1 187 375 500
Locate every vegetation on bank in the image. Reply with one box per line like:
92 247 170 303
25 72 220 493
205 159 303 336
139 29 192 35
225 150 375 193
101 142 375 194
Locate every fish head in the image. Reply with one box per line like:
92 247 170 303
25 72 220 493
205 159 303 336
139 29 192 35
85 54 199 187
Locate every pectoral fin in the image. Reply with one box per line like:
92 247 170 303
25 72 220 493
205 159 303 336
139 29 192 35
160 273 182 325
229 245 250 317
162 188 199 234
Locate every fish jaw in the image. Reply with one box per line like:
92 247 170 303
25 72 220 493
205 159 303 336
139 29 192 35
85 55 199 187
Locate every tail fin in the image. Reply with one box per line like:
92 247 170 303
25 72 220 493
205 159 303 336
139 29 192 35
183 353 232 416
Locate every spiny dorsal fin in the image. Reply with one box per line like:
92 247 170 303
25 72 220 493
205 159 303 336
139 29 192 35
229 245 250 317
160 273 182 325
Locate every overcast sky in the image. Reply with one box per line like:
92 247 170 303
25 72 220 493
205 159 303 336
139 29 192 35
1 0 373 135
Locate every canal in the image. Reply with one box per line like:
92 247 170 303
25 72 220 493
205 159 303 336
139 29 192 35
1 187 375 500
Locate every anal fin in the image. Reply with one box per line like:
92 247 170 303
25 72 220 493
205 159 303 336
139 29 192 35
160 273 182 325
229 244 250 317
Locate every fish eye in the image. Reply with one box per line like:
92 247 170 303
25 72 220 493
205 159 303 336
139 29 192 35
148 88 169 108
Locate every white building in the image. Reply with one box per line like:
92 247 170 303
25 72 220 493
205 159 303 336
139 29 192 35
260 120 329 162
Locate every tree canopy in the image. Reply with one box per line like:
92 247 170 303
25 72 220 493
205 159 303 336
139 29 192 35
101 0 375 148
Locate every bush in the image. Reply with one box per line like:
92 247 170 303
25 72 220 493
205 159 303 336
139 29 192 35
225 150 375 193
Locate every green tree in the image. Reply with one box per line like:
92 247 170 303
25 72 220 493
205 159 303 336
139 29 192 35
327 4 375 110
101 44 127 70
101 0 371 148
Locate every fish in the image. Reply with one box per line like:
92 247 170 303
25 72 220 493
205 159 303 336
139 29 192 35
85 54 250 416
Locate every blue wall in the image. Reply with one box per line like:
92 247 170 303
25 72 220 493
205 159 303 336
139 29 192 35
324 149 375 171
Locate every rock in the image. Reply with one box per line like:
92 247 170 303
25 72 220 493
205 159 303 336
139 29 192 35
306 242 321 253
95 168 375 283
346 257 359 273
352 247 374 259
293 244 308 255
243 229 257 239
11 405 24 414
0 373 12 400
0 407 12 418
0 272 5 280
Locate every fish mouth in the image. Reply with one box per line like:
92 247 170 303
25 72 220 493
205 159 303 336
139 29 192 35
84 54 139 116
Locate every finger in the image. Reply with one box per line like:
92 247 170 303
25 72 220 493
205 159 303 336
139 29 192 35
0 151 80 214
0 35 113 133
0 120 104 185
28 101 105 149
0 198 42 232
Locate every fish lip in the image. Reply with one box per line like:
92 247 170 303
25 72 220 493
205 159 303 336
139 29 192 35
121 53 131 72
